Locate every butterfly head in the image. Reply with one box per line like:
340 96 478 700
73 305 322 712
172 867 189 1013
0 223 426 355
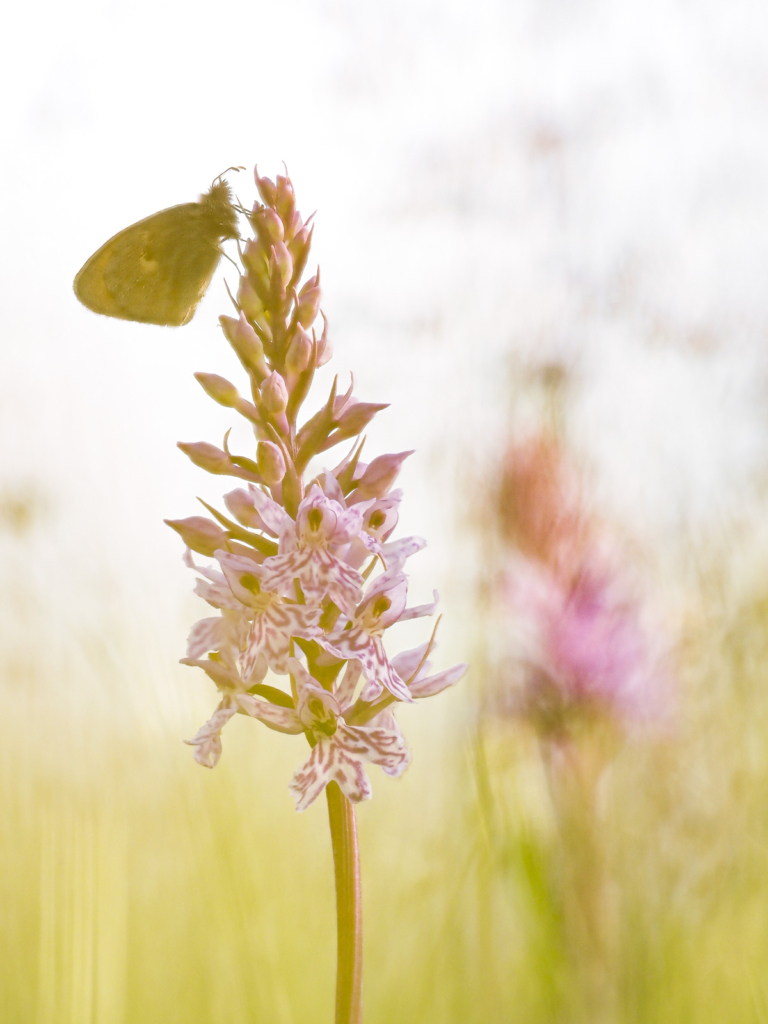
200 180 240 241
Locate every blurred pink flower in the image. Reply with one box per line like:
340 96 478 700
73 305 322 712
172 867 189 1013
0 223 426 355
506 558 669 733
496 431 671 735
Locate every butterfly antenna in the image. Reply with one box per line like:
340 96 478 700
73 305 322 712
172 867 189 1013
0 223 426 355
212 166 246 187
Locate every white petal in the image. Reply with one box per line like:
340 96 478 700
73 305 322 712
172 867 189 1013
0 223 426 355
390 642 431 683
399 590 439 622
409 662 468 698
380 536 426 571
193 578 243 611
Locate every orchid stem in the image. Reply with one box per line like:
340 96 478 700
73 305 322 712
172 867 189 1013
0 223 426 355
326 781 363 1024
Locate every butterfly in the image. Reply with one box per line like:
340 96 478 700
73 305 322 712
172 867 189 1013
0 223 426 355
73 176 241 327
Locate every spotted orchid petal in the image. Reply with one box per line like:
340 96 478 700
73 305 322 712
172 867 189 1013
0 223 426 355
237 694 303 734
288 717 410 811
319 628 413 703
180 655 239 690
409 662 468 698
186 614 245 659
242 602 321 677
246 485 293 536
261 548 363 613
184 701 238 768
335 660 363 711
215 551 271 608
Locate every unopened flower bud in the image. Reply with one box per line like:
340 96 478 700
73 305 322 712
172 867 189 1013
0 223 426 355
296 274 322 328
285 326 313 374
237 273 267 323
164 516 229 557
271 240 293 289
288 219 313 281
351 451 414 500
254 168 277 207
220 313 269 380
321 401 389 449
177 441 231 475
315 312 332 367
257 441 287 485
194 372 239 408
275 174 296 224
252 205 284 245
241 238 268 279
260 371 289 415
224 487 268 530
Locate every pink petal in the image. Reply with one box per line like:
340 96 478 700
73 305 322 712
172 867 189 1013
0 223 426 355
336 660 363 710
236 694 303 734
224 487 275 533
288 736 372 811
380 536 426 570
242 603 320 676
193 577 243 610
336 722 411 778
180 656 236 690
391 642 431 682
320 629 413 703
184 703 238 768
248 485 293 535
185 617 229 658
399 590 439 622
215 551 270 605
318 471 345 504
409 662 467 698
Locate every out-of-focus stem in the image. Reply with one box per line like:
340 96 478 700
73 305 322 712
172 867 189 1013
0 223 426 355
326 782 363 1024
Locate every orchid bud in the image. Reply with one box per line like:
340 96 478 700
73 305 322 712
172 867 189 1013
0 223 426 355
284 210 304 243
241 238 267 278
257 440 287 485
164 516 229 557
333 401 389 441
252 205 284 245
223 487 268 530
177 441 232 475
275 174 296 224
296 287 321 328
315 313 333 366
271 240 293 289
194 372 239 408
220 313 269 380
260 371 289 415
254 168 277 207
285 326 313 374
350 451 414 500
288 222 313 283
237 273 268 325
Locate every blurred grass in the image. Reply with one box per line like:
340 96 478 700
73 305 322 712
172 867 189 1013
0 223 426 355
4 530 768 1023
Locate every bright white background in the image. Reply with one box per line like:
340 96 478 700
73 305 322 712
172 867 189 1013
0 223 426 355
2 0 768 659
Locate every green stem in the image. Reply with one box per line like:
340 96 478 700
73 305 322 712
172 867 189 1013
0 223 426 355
326 782 363 1024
